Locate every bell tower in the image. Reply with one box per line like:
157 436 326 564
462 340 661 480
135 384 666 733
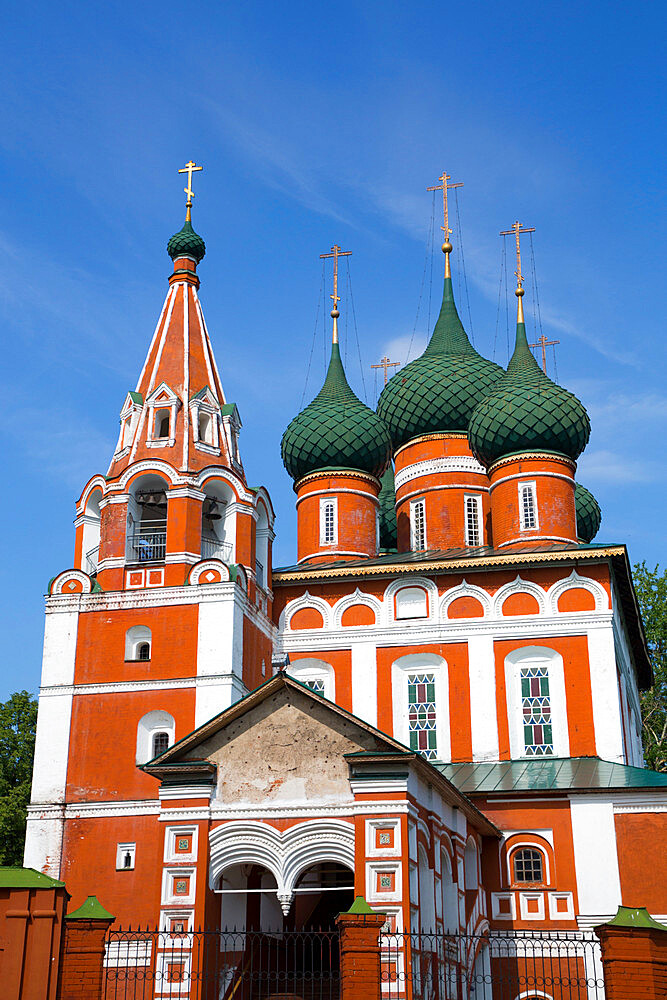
25 164 275 880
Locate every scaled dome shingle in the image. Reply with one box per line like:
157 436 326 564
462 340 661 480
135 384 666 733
281 342 392 482
377 276 503 449
575 482 602 542
378 466 398 551
468 320 590 466
167 218 206 264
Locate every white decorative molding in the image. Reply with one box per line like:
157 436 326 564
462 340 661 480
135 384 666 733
117 459 183 490
394 456 487 491
383 576 438 621
546 569 609 614
613 795 667 813
50 570 93 596
62 799 162 819
332 588 384 628
76 475 108 516
197 467 255 504
208 819 355 913
188 560 232 586
440 579 492 620
279 590 333 631
493 575 547 617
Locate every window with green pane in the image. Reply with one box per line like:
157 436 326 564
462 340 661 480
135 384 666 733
520 665 553 756
408 673 437 760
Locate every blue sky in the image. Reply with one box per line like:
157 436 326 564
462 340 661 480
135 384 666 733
1 1 665 699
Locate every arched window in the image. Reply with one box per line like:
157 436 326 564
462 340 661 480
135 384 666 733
81 487 102 576
198 412 212 445
441 849 458 934
286 659 335 701
464 837 478 890
126 474 168 564
395 586 428 620
136 710 175 764
152 731 170 757
125 625 152 661
201 480 236 562
391 654 450 762
505 647 569 759
512 847 545 885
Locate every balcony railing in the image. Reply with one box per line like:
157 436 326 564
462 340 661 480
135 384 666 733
201 537 233 562
127 528 167 563
84 545 99 576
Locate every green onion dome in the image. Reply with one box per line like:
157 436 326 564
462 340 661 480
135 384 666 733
281 342 392 482
468 320 590 467
167 216 206 264
575 482 602 543
376 276 503 449
378 466 398 551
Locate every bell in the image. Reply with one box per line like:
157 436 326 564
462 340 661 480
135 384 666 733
205 500 222 520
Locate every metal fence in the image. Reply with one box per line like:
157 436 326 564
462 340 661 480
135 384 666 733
103 927 340 1000
380 929 605 1000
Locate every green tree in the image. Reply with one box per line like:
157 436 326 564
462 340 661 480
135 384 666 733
633 562 667 772
0 691 38 866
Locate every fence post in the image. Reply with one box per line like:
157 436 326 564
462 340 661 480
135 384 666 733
56 896 114 1000
336 896 385 1000
595 905 667 1000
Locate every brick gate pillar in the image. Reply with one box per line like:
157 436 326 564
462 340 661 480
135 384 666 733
336 897 386 1000
57 896 114 1000
595 906 667 1000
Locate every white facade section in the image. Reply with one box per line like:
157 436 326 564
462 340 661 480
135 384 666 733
468 636 499 761
587 627 625 763
23 805 66 879
351 641 378 728
195 589 246 727
570 797 621 917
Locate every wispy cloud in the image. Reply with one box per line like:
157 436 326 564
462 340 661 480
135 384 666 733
576 449 659 484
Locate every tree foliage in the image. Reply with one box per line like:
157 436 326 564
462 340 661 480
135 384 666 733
0 691 38 866
633 562 667 772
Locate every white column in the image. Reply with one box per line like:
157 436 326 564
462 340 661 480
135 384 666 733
24 605 79 876
570 796 621 918
468 635 499 761
195 587 247 727
351 641 378 728
587 626 625 763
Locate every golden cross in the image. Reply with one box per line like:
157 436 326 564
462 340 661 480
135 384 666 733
529 333 560 373
319 244 352 312
499 220 536 290
427 171 464 244
371 356 400 386
178 160 203 205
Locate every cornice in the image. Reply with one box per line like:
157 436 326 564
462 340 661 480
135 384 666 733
395 456 487 490
272 546 625 586
488 452 576 475
295 469 381 492
394 433 467 460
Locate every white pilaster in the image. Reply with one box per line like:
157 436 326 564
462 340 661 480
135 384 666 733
351 641 378 728
570 796 621 918
468 636 499 761
587 627 625 763
195 588 246 727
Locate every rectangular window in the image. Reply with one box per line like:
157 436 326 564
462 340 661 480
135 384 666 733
521 665 553 756
519 482 538 530
464 494 483 546
319 499 337 545
407 673 437 760
410 498 427 551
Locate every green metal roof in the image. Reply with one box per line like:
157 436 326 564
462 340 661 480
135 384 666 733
167 216 206 263
468 321 590 466
66 895 114 921
0 867 65 889
575 482 602 543
128 390 143 404
377 276 502 448
436 758 667 795
282 341 392 481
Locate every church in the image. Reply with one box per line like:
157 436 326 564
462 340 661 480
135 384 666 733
24 165 667 956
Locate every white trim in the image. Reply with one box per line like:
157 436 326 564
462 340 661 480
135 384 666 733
491 892 517 920
365 818 402 857
280 591 332 631
409 497 427 551
164 825 199 863
464 493 483 547
505 646 570 759
394 456 487 490
297 548 371 563
332 588 383 628
546 570 609 613
518 480 539 531
493 575 547 616
498 534 578 547
319 497 338 546
548 891 575 920
159 785 214 801
296 488 379 507
490 469 574 491
391 653 450 762
440 580 492 619
286 658 336 701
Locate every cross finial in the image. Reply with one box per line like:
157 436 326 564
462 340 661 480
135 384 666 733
529 333 560 374
427 170 463 277
371 355 400 386
500 220 536 321
178 160 203 218
320 244 352 344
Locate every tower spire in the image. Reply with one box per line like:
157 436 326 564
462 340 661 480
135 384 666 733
500 220 535 324
320 244 352 344
427 170 463 278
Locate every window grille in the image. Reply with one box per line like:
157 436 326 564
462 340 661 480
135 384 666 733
407 673 437 760
411 499 426 551
464 495 482 546
519 482 538 530
137 642 151 661
320 500 336 545
513 847 544 884
304 678 325 694
521 665 553 755
152 731 170 757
